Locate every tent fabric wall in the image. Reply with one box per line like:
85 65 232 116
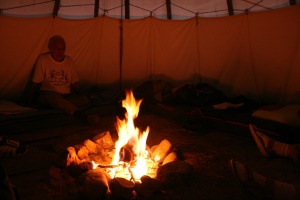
0 5 300 104
247 6 300 103
197 14 255 98
151 17 199 84
122 17 152 87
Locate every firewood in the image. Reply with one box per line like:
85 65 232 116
120 145 134 162
150 144 158 155
76 145 89 160
151 139 172 163
162 151 178 165
66 147 81 167
83 139 100 154
93 131 114 149
109 177 135 199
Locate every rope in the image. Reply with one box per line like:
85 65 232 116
151 3 166 12
171 3 195 14
105 5 123 12
60 3 95 8
0 0 52 11
130 4 152 13
242 0 272 11
249 0 266 10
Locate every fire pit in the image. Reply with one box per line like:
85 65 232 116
59 90 193 199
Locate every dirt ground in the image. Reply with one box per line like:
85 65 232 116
1 108 300 200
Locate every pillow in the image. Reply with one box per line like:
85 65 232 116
0 100 37 115
252 104 300 128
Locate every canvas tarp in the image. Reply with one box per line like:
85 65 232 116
0 4 299 103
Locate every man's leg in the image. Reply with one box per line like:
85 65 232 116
37 91 77 115
65 94 91 110
249 124 299 164
37 91 99 125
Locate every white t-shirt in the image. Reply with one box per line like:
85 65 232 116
32 54 79 94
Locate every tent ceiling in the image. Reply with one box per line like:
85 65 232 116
0 0 298 19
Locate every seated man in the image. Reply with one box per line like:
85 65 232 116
28 35 99 125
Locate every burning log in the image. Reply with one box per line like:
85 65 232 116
76 145 89 160
93 131 114 148
109 177 135 199
83 139 101 154
119 144 134 162
63 131 115 168
162 151 178 165
151 139 172 163
66 147 81 167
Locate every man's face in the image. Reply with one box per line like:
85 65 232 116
49 40 66 62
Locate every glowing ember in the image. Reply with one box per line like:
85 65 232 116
93 90 159 182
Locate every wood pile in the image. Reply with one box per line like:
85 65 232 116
54 131 193 199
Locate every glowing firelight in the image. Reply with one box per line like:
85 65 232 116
94 90 159 181
112 90 149 165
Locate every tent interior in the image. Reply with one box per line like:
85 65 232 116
1 0 300 103
1 1 300 199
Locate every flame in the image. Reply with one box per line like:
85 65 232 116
107 89 157 181
112 90 148 164
90 90 159 181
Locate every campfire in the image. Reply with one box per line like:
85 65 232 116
62 89 193 199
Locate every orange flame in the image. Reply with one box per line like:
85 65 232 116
108 90 157 181
90 90 158 181
112 90 148 163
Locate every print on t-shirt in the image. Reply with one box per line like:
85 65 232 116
47 69 70 86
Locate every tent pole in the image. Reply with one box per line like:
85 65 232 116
125 0 130 19
94 0 99 17
226 0 234 16
289 0 296 5
53 0 60 18
166 0 172 19
119 0 124 93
